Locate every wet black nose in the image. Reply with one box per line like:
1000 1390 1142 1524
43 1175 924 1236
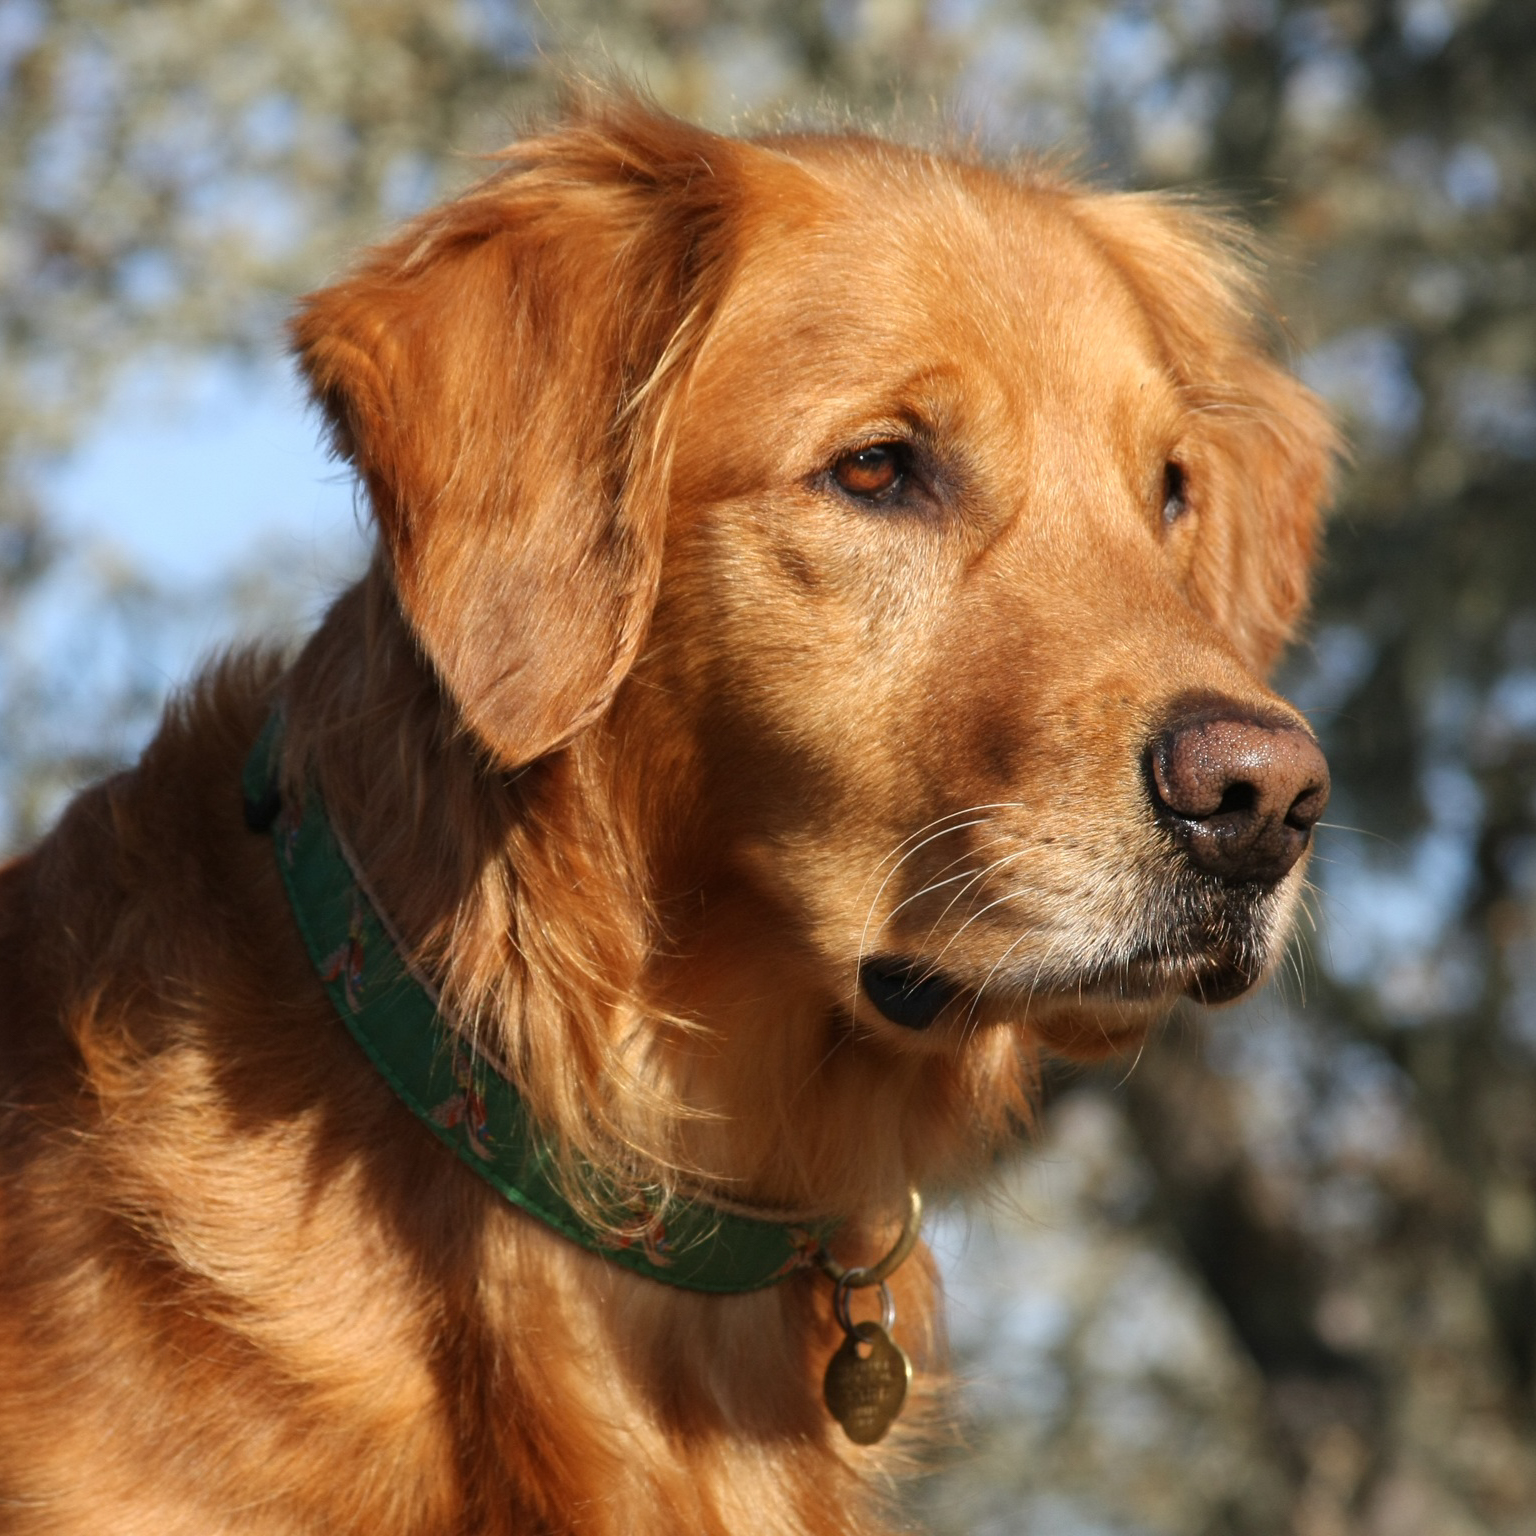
1147 703 1330 886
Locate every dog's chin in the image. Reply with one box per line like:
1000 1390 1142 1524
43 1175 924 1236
853 946 1270 1058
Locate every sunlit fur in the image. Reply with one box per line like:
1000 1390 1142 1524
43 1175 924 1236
0 92 1334 1533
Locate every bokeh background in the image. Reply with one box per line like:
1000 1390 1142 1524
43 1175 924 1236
3 1 1533 1531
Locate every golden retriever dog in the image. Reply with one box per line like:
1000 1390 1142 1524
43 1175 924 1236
0 93 1333 1534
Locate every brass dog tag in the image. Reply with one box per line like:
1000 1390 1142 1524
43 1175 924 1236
823 1321 911 1445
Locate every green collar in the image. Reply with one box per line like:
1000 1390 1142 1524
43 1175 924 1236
243 714 838 1293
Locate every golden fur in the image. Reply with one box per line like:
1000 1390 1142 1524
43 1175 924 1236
0 95 1335 1533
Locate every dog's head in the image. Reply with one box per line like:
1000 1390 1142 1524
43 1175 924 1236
293 96 1334 1082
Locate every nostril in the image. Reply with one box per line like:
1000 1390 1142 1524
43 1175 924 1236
1285 779 1329 833
1215 781 1256 818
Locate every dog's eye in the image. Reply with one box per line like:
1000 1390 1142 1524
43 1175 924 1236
833 442 911 501
1162 461 1190 525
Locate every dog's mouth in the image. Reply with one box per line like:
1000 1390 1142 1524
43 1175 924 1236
858 957 963 1030
859 945 1261 1031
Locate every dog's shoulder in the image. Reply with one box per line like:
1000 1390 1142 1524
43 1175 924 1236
2 653 279 1036
0 648 483 1531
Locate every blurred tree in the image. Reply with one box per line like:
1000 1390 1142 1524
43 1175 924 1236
1087 2 1536 1529
0 0 542 840
3 0 1534 1531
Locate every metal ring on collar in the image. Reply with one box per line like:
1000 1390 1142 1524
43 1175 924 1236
834 1276 896 1337
818 1187 923 1289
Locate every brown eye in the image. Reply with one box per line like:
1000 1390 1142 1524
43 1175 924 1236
1162 461 1189 525
833 442 910 501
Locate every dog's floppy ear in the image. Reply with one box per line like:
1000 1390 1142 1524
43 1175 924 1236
1072 194 1339 673
291 99 737 766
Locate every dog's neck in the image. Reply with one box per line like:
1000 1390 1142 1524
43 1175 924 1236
280 565 1034 1223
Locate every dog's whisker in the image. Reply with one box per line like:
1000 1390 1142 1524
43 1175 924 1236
851 811 999 1017
961 922 1047 1042
911 846 1032 960
1113 1034 1150 1090
929 861 1044 970
909 836 1024 954
884 832 1017 931
860 805 1016 891
884 867 987 925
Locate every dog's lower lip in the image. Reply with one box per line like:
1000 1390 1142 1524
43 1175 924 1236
1089 955 1256 1004
1186 960 1258 1004
1058 949 1247 1004
859 957 960 1030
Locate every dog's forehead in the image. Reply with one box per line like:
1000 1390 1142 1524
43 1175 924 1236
720 146 1161 366
675 146 1175 487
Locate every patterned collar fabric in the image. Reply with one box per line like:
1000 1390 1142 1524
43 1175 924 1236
242 714 838 1293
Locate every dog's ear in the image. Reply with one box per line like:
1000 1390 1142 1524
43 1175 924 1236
1072 194 1339 673
291 98 737 766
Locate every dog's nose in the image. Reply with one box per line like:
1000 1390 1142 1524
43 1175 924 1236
1147 704 1329 886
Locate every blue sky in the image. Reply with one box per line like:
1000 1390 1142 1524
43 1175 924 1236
43 355 361 589
0 357 369 840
